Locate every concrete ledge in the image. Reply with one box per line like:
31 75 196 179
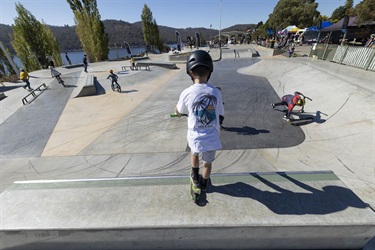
71 73 97 98
0 92 6 101
248 47 260 57
169 52 191 62
122 62 178 71
1 171 374 249
131 63 150 71
256 45 286 56
62 63 84 69
137 62 178 70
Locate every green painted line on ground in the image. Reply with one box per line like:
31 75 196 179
8 171 339 191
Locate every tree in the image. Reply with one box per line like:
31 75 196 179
41 22 62 67
318 15 330 22
67 0 109 62
330 0 355 22
141 4 163 51
256 21 264 30
151 19 163 51
10 2 62 71
355 0 375 25
266 0 320 30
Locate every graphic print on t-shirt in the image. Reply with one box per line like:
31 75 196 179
192 93 217 127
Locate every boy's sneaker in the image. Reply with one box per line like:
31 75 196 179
271 103 275 109
190 171 199 187
283 115 291 122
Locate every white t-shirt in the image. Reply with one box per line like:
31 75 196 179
176 83 224 153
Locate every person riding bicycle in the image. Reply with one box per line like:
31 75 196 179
49 66 63 82
271 91 307 122
107 70 119 89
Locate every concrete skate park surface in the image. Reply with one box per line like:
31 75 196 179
0 45 374 249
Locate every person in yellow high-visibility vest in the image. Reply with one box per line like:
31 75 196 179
19 68 32 90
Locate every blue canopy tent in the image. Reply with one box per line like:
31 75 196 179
306 21 333 32
304 21 333 43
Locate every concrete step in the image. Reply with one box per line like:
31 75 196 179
1 171 374 249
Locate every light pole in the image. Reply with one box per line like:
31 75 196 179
219 0 222 47
213 0 222 62
209 24 212 47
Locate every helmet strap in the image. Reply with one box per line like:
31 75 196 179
207 73 211 82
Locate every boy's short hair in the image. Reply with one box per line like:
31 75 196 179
190 65 211 78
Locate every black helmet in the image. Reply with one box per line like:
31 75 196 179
186 50 213 74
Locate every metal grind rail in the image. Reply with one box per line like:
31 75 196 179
22 83 48 105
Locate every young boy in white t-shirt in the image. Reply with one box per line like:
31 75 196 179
175 50 224 191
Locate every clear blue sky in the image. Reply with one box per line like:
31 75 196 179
0 0 362 29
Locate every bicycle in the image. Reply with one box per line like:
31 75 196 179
49 66 66 87
109 79 121 93
55 74 66 87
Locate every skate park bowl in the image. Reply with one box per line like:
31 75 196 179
0 45 374 249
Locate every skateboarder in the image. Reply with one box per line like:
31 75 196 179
65 52 72 65
271 91 306 122
130 57 135 69
175 50 224 191
19 68 32 90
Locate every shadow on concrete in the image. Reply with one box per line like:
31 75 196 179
63 84 77 88
208 173 367 215
95 79 106 95
223 126 270 136
0 85 22 92
273 109 327 126
123 89 138 94
314 111 327 124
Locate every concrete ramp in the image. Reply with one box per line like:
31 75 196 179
1 171 374 249
71 73 97 98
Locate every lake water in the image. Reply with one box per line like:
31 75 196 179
3 44 179 73
10 47 146 68
63 47 148 65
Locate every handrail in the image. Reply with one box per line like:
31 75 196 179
22 83 48 105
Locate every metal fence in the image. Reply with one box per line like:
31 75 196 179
311 44 375 71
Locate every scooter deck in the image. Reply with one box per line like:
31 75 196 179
190 175 201 204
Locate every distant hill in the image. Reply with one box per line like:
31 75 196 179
0 24 13 50
0 21 256 53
